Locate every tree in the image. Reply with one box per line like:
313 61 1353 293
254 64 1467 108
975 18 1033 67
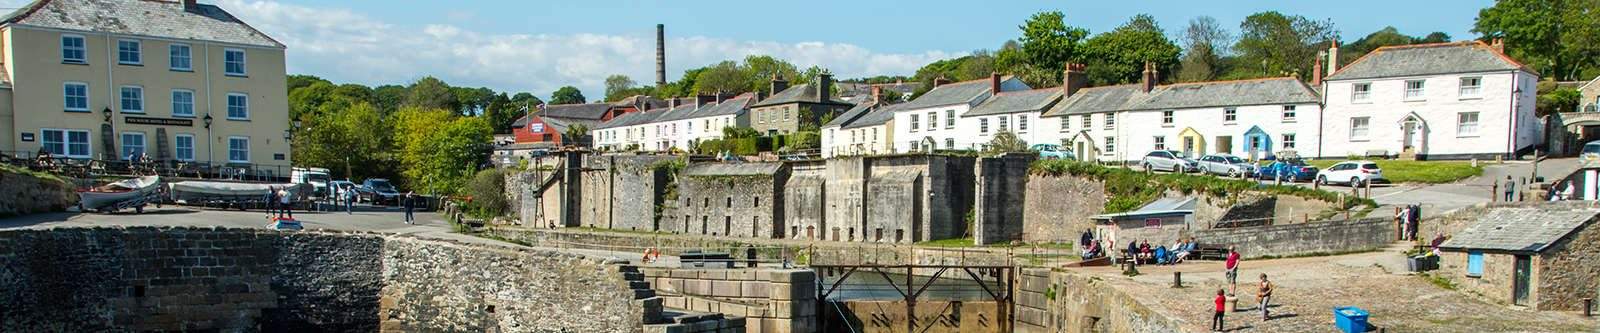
550 86 586 105
287 74 329 92
1178 16 1231 82
1081 14 1182 85
744 55 802 95
983 131 1029 155
404 76 458 111
604 75 638 101
1474 0 1600 80
291 101 393 181
1340 27 1453 65
452 86 495 116
482 93 518 134
372 85 407 115
1015 11 1091 84
464 169 509 218
563 123 591 146
1230 11 1337 80
393 107 492 194
692 61 754 95
1538 81 1582 116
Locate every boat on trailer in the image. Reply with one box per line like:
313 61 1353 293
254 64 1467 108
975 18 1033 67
78 176 163 213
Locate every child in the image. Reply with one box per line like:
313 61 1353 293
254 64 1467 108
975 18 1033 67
1212 289 1227 332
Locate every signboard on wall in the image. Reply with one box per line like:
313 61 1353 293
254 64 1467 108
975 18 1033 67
125 116 194 127
1144 218 1162 228
19 133 34 142
530 123 545 133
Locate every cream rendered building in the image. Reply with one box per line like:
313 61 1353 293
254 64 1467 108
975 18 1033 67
0 0 290 174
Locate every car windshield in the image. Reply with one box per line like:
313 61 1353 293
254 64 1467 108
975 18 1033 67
1224 156 1245 164
1585 143 1600 154
1362 163 1380 170
307 174 330 184
369 180 395 191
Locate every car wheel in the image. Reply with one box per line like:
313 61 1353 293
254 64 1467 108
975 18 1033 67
1351 177 1363 187
1316 176 1327 186
1142 163 1152 172
1227 169 1240 178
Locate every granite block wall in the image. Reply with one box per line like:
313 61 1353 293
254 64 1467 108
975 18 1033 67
1014 269 1183 333
638 268 817 333
974 154 1034 245
1192 217 1393 259
1536 221 1600 311
1021 175 1107 243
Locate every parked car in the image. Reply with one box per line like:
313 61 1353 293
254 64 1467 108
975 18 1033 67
1256 159 1318 182
1581 141 1600 165
1316 161 1385 187
1196 154 1256 177
1032 144 1076 160
361 178 401 205
328 180 358 200
290 167 331 198
1140 150 1197 172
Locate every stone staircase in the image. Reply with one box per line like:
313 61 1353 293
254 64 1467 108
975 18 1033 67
618 264 747 333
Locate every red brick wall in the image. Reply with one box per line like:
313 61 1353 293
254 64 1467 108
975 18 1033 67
513 117 564 144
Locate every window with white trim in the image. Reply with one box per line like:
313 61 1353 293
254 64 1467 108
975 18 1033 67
1223 108 1237 123
117 39 141 65
1282 105 1297 121
979 118 989 134
909 114 919 131
944 138 954 150
61 35 86 63
228 137 250 163
1162 110 1174 125
1404 80 1426 100
1059 117 1069 132
1018 115 1029 131
1459 76 1482 97
927 112 937 131
224 49 247 76
1457 112 1480 136
227 93 249 119
1081 115 1091 130
171 89 195 117
121 132 146 160
998 115 1009 132
1103 113 1115 130
1352 83 1372 102
63 82 89 111
169 44 192 71
1154 136 1166 150
174 134 194 161
120 86 144 113
945 109 955 128
42 129 91 158
1282 133 1297 149
1350 117 1371 140
1104 136 1115 153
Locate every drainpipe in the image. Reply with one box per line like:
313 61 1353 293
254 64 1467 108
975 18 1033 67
204 42 215 164
1318 81 1327 159
106 34 116 159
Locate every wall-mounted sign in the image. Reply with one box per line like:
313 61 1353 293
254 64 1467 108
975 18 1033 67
530 123 545 133
274 153 286 161
1144 218 1162 228
125 116 194 127
20 132 34 142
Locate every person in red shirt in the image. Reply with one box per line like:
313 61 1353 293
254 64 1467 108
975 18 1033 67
1224 246 1241 291
1212 288 1227 332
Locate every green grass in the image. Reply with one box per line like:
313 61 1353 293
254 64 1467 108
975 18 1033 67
0 163 68 183
917 238 977 247
1031 160 1377 213
1307 160 1483 184
1420 272 1458 291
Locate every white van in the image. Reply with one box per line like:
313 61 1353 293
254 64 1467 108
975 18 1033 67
291 167 332 198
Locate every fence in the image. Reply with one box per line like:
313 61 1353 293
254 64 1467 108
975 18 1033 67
3 150 292 184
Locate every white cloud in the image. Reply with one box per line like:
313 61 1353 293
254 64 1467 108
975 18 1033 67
217 0 958 98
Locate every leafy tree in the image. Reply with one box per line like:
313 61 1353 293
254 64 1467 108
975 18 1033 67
1474 0 1600 80
1230 11 1337 80
292 101 393 181
333 84 374 105
1340 27 1453 65
693 61 754 95
1178 16 1231 82
550 86 586 105
1538 81 1582 116
393 107 492 194
482 93 519 134
744 55 803 95
372 84 408 115
563 123 591 146
605 75 638 101
404 76 459 111
983 131 1029 155
287 74 329 92
289 81 337 119
452 86 495 116
1015 11 1091 84
464 169 508 218
1081 14 1181 85
510 92 544 109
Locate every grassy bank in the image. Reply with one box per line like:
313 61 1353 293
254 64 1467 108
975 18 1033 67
1307 160 1483 184
1030 160 1377 213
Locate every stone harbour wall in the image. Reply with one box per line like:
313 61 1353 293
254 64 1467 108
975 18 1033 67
974 154 1034 245
1022 175 1107 243
0 227 651 333
1192 217 1393 259
835 300 1002 333
1014 269 1183 333
640 267 816 333
0 170 76 218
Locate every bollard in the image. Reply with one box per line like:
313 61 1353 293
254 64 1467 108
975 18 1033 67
1173 271 1183 288
1585 298 1594 317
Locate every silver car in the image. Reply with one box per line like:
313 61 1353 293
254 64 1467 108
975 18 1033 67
1197 154 1256 177
1140 150 1196 172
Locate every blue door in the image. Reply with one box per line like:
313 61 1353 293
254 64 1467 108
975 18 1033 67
1243 126 1272 160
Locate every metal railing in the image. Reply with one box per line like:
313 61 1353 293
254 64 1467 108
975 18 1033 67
2 150 291 184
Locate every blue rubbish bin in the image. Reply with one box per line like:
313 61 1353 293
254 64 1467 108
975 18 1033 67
1333 306 1369 333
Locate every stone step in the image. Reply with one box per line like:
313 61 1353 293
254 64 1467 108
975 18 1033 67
617 265 641 273
634 288 657 299
630 280 652 290
623 272 645 281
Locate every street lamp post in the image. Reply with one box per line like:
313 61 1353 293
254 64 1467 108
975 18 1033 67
203 113 214 166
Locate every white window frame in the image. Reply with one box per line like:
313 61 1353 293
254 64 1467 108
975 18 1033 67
1457 111 1480 137
1162 110 1174 125
927 112 937 131
224 48 247 76
64 82 90 112
1223 108 1237 123
61 34 87 63
1350 117 1371 141
1059 117 1069 133
120 132 146 160
173 133 194 161
1282 105 1297 121
1104 136 1116 154
1459 76 1482 98
169 43 192 71
1018 115 1029 132
909 113 920 132
944 138 955 150
117 39 142 65
1352 83 1372 102
120 86 144 114
1081 115 1091 131
226 93 249 120
945 109 955 128
1153 136 1166 150
171 89 196 117
1103 113 1115 130
998 115 1009 132
979 118 989 134
1404 80 1426 101
227 136 250 163
41 128 92 158
1282 133 1296 149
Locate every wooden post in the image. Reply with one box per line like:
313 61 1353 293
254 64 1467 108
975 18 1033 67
1492 182 1499 202
1173 271 1183 288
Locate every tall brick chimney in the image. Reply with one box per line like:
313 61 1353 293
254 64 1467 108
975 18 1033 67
770 74 789 95
933 76 952 88
818 72 834 103
1312 51 1325 86
1062 63 1088 97
1491 38 1505 53
989 72 1002 94
871 86 883 104
656 24 667 88
1140 62 1158 93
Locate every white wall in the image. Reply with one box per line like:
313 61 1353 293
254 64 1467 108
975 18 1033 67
1120 103 1323 161
822 123 892 158
962 112 1051 149
893 103 974 152
1321 71 1537 158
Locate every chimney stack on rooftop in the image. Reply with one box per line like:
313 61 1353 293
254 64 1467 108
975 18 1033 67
1328 39 1340 74
656 24 667 88
1491 38 1506 53
1062 63 1088 97
182 0 199 11
1313 51 1325 87
933 76 952 88
696 93 716 109
1140 62 1158 93
871 86 883 104
818 72 835 103
770 74 790 96
990 72 1002 94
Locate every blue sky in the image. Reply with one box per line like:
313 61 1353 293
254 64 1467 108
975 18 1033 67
192 0 1492 100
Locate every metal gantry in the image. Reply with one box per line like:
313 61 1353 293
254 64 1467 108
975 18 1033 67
812 264 1015 333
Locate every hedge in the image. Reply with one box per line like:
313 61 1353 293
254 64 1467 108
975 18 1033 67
1029 160 1377 213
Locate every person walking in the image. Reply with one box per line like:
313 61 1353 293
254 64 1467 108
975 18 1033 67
1225 246 1241 292
279 188 293 219
344 187 354 214
268 186 281 219
1503 175 1516 202
1257 273 1275 321
403 191 416 224
1212 288 1227 332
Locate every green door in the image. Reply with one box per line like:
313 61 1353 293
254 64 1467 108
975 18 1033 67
1513 255 1531 306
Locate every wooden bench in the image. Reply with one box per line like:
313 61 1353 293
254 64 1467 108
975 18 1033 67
1191 247 1229 261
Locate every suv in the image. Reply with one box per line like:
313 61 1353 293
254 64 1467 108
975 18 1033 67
1032 144 1076 160
1316 161 1385 187
1196 154 1256 177
1256 159 1318 182
361 178 401 205
1140 150 1196 172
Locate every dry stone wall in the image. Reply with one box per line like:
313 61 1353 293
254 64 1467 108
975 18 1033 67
1536 221 1600 311
1022 175 1107 243
1192 217 1393 259
0 170 75 218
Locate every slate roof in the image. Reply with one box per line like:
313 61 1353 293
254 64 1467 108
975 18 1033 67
539 116 598 134
844 105 898 129
896 78 996 110
510 115 531 129
594 103 693 129
676 93 755 121
1325 41 1532 81
749 83 850 107
1439 206 1599 253
964 88 1062 117
540 103 615 120
1042 78 1319 117
684 162 783 176
2 0 284 48
1092 197 1197 220
823 101 876 128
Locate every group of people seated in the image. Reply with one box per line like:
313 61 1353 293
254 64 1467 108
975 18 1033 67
1126 238 1199 266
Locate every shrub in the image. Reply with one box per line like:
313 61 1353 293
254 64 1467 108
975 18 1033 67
1029 160 1376 213
464 169 508 218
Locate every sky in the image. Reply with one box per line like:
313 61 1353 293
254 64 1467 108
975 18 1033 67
2 0 1494 101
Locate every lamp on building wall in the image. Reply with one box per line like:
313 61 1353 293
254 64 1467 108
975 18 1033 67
102 107 113 123
203 113 214 129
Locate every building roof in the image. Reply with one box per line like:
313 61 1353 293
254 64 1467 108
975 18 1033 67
611 95 667 110
678 93 755 121
539 116 598 134
1440 206 1599 253
1091 197 1197 220
749 83 850 107
684 162 783 177
964 88 1063 117
823 101 876 128
897 77 1010 110
510 114 531 129
540 103 615 120
2 0 284 48
1325 41 1532 81
844 105 898 129
1043 78 1318 117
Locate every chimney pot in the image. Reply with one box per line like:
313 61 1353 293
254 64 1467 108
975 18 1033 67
1141 62 1158 93
871 86 883 104
1491 38 1506 53
1062 63 1088 97
990 72 1002 94
1313 51 1325 87
933 76 952 88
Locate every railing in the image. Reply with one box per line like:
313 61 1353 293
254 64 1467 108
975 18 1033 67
1 150 291 184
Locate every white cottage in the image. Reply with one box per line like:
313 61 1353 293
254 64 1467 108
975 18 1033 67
821 100 898 158
1320 41 1539 160
592 95 752 152
891 74 1031 152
